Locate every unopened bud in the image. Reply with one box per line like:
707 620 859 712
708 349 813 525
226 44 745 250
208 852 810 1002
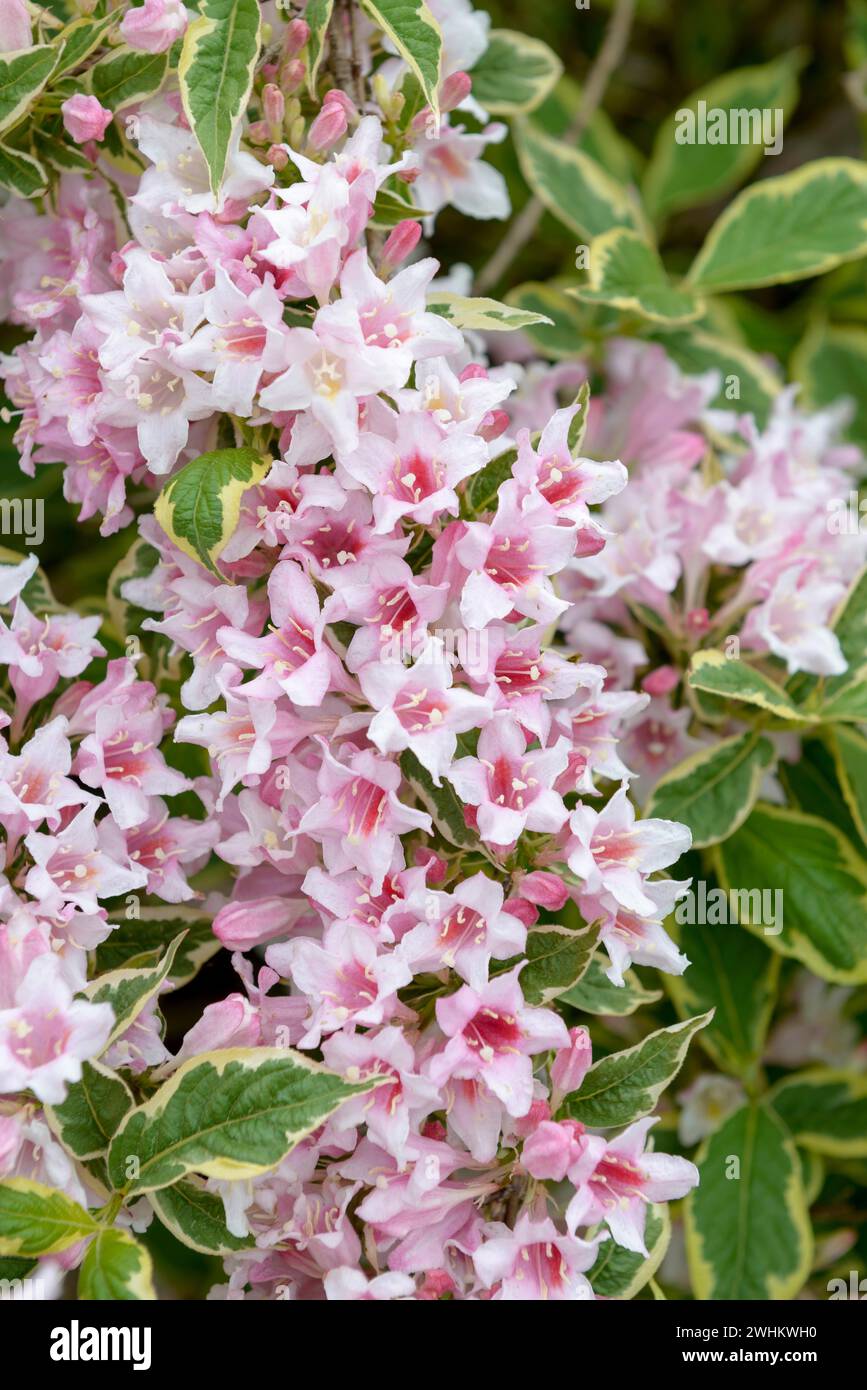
380 219 422 275
440 70 472 112
266 143 289 170
284 17 310 57
322 88 356 119
642 664 680 696
307 101 348 152
280 57 306 94
263 82 285 131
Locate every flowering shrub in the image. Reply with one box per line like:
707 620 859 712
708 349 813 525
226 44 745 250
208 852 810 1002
0 0 865 1305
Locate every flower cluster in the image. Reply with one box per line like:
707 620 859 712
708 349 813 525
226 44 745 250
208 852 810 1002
0 17 708 1293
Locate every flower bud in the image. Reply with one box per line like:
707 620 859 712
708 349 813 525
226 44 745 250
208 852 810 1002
642 664 680 696
263 82 285 132
266 144 290 171
551 1026 592 1101
307 101 348 152
61 94 113 144
440 70 472 112
213 897 300 949
283 17 310 56
120 0 188 54
0 0 30 52
522 1119 586 1181
519 870 570 911
379 219 422 276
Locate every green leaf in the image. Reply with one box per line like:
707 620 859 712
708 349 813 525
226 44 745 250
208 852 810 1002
714 804 867 983
88 45 168 110
514 117 640 242
588 1204 670 1299
426 291 552 333
304 0 333 96
687 650 812 721
468 28 562 114
686 158 867 293
792 321 867 449
179 0 261 196
768 1069 867 1157
504 282 588 359
107 1047 384 1196
400 749 470 847
643 53 803 221
53 13 116 77
0 46 57 136
829 725 867 846
779 736 863 847
519 918 600 1005
560 956 662 1015
0 141 48 197
82 932 185 1048
647 732 775 847
563 1012 712 1128
570 228 702 325
664 918 779 1075
154 447 272 576
151 1179 254 1254
79 1229 156 1301
95 907 220 988
685 1104 812 1299
370 184 428 229
649 327 779 428
45 1061 134 1162
360 0 442 118
464 446 517 517
786 569 867 723
0 1180 98 1257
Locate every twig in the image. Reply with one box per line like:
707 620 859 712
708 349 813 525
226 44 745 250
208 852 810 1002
475 0 636 295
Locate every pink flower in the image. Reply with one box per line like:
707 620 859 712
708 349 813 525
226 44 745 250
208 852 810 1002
566 1117 699 1253
322 1026 440 1161
567 783 692 915
61 95 113 145
75 702 191 830
399 871 526 990
427 966 568 1117
360 636 492 784
324 1267 415 1300
0 0 30 52
218 559 348 706
298 742 432 892
24 803 147 915
550 1027 593 1101
448 712 569 847
0 953 114 1104
456 485 577 629
120 0 189 54
473 1213 600 1300
0 599 104 729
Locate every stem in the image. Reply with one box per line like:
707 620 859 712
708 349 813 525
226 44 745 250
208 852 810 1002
99 1192 125 1226
475 0 637 295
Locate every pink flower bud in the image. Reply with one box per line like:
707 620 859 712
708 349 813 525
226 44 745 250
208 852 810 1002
510 1097 551 1138
417 1269 458 1300
395 163 420 184
413 846 448 882
120 0 188 55
642 664 680 696
459 363 489 382
686 606 711 636
440 70 472 112
263 82 285 129
0 0 31 53
505 895 538 927
322 88 356 119
280 57 307 93
421 1119 447 1141
307 101 348 152
477 408 510 443
267 144 290 170
247 119 270 145
284 17 310 56
551 1026 592 1099
213 897 300 949
522 1119 586 1181
174 995 261 1063
519 870 570 911
61 94 113 144
379 219 422 276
